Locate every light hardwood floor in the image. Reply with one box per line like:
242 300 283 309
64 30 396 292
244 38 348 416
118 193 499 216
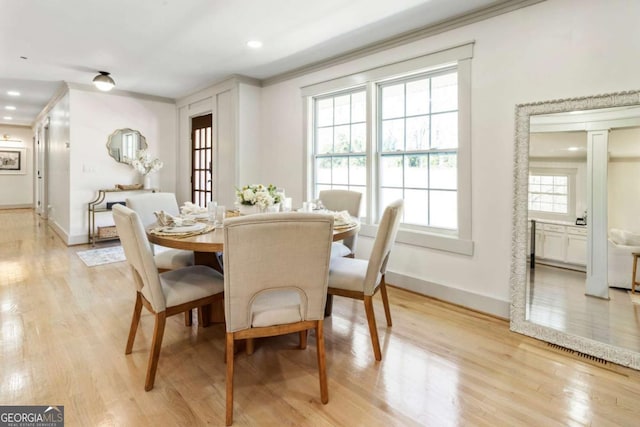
2 208 640 426
528 264 640 352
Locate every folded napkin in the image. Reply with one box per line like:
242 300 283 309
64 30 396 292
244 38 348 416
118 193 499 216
333 210 355 227
153 210 195 227
180 202 207 215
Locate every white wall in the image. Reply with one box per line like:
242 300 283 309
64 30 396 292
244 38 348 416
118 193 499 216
46 93 71 238
34 86 176 244
256 0 640 317
609 161 640 233
609 128 640 232
68 88 176 243
0 125 34 208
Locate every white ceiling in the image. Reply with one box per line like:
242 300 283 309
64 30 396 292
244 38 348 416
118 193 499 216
0 0 506 127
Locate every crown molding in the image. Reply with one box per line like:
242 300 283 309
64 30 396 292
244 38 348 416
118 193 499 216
66 82 175 104
262 0 545 86
32 82 69 128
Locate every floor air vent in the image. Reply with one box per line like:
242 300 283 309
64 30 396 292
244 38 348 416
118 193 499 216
547 342 608 365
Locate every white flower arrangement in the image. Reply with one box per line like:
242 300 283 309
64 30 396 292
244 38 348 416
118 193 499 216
130 149 163 175
236 184 282 210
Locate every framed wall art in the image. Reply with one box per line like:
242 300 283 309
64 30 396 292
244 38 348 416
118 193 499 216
0 148 26 175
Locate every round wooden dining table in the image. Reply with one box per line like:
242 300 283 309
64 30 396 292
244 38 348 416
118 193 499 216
147 219 360 267
147 216 360 323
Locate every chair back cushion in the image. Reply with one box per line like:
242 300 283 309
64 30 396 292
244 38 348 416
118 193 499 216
320 189 362 254
112 204 166 312
126 192 180 228
319 189 362 217
363 199 403 295
223 213 333 332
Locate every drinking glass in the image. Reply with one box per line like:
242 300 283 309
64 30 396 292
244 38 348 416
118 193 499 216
282 197 293 212
215 205 226 225
207 200 217 222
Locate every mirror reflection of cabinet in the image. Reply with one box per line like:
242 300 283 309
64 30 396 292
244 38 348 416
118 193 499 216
529 221 586 269
106 128 147 164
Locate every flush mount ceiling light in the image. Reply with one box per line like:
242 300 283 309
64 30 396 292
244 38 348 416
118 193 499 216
247 40 263 49
3 116 13 120
92 71 115 92
5 106 16 110
7 91 20 97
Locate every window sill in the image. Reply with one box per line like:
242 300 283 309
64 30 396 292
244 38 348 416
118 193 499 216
359 224 474 256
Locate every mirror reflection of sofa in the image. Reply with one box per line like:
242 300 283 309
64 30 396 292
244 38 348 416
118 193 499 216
608 228 640 289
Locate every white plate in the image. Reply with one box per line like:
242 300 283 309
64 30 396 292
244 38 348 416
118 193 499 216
161 223 207 234
183 213 209 220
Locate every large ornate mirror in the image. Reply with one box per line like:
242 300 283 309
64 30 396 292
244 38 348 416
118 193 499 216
510 90 640 369
106 128 147 164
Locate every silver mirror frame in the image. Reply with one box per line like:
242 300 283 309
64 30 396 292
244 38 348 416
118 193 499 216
510 90 640 369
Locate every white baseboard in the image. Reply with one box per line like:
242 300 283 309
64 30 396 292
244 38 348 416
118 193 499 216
385 271 510 319
68 234 89 246
0 204 32 209
48 220 70 245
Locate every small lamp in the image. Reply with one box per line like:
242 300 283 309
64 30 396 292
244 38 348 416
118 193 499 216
92 71 115 92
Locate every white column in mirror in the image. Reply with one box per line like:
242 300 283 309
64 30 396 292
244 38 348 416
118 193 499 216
585 129 609 299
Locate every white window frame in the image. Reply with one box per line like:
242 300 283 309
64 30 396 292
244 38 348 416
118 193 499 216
528 167 577 223
311 87 368 198
376 67 459 233
302 42 474 255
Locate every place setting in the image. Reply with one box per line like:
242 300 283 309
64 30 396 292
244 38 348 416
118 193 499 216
149 203 223 238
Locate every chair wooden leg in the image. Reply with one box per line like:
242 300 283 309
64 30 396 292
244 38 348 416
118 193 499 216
379 277 392 327
125 293 143 354
316 321 328 404
364 296 382 361
246 338 254 355
226 332 235 426
299 330 308 349
199 304 211 327
184 310 193 327
633 254 639 294
145 311 167 391
324 294 334 317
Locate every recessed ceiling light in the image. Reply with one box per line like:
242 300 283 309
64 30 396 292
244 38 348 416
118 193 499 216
5 106 16 110
3 116 13 120
7 91 20 97
568 147 580 151
247 40 263 49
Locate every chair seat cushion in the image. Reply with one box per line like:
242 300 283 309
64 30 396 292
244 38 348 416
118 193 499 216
154 245 194 270
159 265 224 308
251 289 302 327
328 256 380 294
330 242 352 258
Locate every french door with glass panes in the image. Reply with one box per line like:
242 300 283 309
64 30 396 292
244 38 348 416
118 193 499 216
192 114 213 207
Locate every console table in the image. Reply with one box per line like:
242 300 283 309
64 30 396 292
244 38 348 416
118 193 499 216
88 188 157 246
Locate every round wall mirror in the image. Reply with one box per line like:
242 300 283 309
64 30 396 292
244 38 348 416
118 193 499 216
106 128 147 164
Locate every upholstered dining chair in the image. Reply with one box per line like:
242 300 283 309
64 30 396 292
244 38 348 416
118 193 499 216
126 192 195 272
327 199 403 361
319 189 362 258
112 204 224 391
222 212 333 426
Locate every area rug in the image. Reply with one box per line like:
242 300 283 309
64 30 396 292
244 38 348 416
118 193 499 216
76 245 126 267
629 291 640 305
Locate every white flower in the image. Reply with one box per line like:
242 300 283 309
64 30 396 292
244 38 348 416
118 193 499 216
236 184 281 207
242 189 256 203
130 149 163 175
